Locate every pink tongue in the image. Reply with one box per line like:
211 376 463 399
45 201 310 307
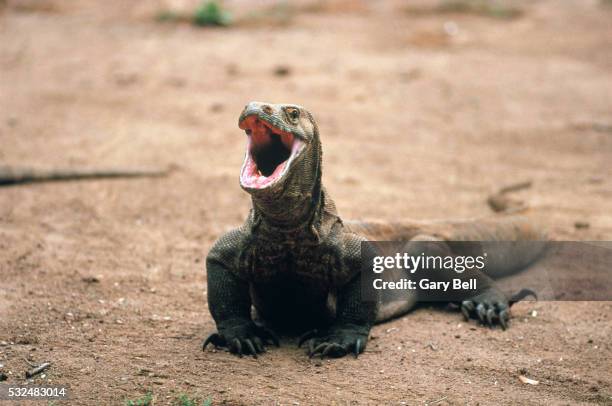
247 159 286 188
270 161 286 179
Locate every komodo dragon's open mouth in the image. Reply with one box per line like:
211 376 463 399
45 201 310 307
239 115 304 189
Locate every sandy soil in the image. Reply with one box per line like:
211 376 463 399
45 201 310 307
0 0 611 404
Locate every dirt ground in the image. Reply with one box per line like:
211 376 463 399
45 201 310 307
1 0 611 404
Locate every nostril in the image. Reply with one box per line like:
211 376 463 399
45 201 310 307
245 129 252 136
262 105 273 114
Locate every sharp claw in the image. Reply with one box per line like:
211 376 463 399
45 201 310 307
311 343 328 358
461 301 474 321
308 340 315 356
298 329 318 348
202 334 215 350
486 308 495 326
476 303 486 323
202 333 222 351
325 343 347 358
495 301 508 311
462 300 475 311
253 337 265 353
232 338 243 357
321 344 336 358
461 305 471 321
261 327 280 347
245 339 258 358
354 338 362 358
499 309 509 330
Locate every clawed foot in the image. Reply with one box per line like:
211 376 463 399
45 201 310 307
460 288 537 329
298 325 368 359
461 288 511 329
203 322 279 358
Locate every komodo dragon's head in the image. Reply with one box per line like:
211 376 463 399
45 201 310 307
238 101 323 225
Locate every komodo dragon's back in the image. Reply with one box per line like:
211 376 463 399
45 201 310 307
346 215 546 278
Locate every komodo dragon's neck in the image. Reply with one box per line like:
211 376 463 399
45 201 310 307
237 102 336 236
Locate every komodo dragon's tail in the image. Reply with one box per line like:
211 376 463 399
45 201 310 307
345 215 547 279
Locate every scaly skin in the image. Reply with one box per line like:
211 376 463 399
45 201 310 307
203 102 545 359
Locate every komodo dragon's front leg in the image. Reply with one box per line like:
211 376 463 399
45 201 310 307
203 229 279 357
299 276 374 358
299 233 378 358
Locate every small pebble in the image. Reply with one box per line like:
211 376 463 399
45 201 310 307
210 103 224 113
273 65 291 77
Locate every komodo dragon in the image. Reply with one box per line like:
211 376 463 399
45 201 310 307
203 102 545 359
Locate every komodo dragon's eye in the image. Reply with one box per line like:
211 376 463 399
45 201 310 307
285 107 300 122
